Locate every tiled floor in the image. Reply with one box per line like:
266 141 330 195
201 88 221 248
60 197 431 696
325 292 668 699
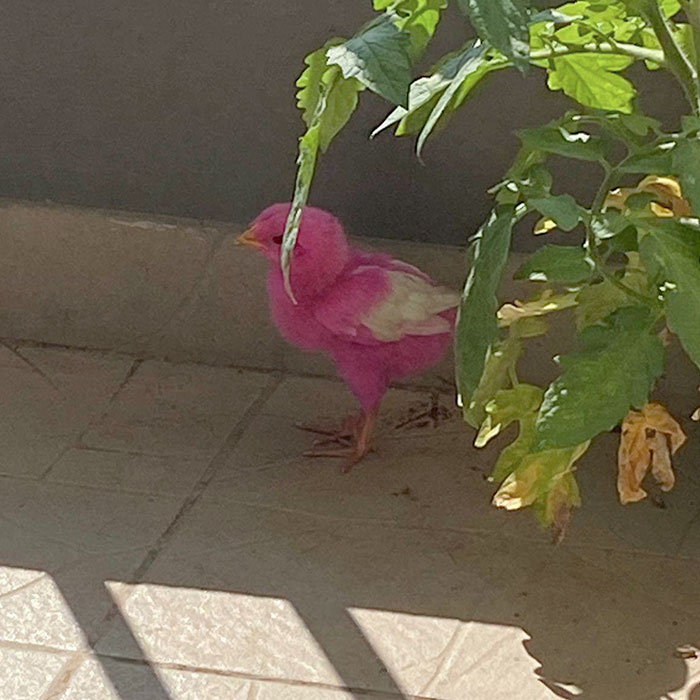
0 343 699 700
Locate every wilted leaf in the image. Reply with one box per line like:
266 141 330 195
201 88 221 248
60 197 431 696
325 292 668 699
534 217 558 235
493 441 589 525
476 384 544 447
466 332 522 428
617 402 687 504
498 289 578 325
604 175 691 218
535 306 665 450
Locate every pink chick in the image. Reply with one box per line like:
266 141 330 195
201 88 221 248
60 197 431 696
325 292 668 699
237 203 459 471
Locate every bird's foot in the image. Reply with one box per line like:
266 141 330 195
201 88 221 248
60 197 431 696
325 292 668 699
303 441 373 473
301 409 377 473
295 415 359 447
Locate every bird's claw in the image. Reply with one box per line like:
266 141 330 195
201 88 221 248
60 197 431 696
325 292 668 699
302 444 373 473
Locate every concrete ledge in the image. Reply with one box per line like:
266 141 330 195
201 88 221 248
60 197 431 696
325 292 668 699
0 199 486 381
0 198 695 403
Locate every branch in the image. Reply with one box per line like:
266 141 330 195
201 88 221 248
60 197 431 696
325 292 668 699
644 0 700 113
529 41 666 66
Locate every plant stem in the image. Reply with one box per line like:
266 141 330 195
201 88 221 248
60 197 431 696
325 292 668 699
644 0 700 114
529 41 665 66
584 163 659 308
682 0 700 84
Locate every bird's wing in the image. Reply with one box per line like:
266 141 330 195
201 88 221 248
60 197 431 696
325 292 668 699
313 264 459 344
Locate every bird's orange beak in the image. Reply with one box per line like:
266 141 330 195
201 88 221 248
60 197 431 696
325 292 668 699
236 227 264 250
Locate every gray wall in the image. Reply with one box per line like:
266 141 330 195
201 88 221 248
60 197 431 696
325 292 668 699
0 1 688 247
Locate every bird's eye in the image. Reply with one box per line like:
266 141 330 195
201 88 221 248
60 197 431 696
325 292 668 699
272 234 284 245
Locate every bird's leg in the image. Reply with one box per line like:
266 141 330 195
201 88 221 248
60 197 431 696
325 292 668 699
303 407 378 472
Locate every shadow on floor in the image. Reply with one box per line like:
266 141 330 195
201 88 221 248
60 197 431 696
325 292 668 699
1 388 700 699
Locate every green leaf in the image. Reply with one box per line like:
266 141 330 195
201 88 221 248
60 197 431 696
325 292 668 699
640 221 700 368
528 194 581 231
296 46 365 153
619 113 661 137
327 15 413 106
519 125 608 161
534 306 665 450
672 138 700 216
467 331 523 428
457 206 516 427
477 384 544 447
372 42 506 140
457 0 530 68
281 126 322 299
661 0 682 17
390 0 449 56
490 413 537 483
516 245 593 284
417 41 491 156
575 254 649 329
546 54 635 113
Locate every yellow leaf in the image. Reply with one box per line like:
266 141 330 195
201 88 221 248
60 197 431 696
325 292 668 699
534 217 557 235
492 441 589 514
492 460 539 510
617 402 687 505
603 175 691 218
693 387 700 422
498 290 578 326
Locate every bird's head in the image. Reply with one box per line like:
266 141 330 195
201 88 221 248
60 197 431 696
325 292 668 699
237 203 350 296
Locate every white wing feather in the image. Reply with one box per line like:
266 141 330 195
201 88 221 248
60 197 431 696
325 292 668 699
359 270 459 342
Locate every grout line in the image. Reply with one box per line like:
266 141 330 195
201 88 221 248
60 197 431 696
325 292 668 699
2 342 59 390
39 359 143 482
0 336 456 394
89 372 284 646
41 650 90 700
95 653 438 700
0 638 78 656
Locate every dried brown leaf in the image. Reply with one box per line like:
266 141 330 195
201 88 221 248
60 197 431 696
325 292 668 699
617 403 687 505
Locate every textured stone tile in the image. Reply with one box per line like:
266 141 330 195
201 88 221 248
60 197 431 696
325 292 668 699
82 361 273 459
0 645 70 700
47 448 206 495
563 433 700 556
63 655 399 699
260 375 456 425
0 347 132 477
204 391 538 539
96 500 484 696
437 531 700 700
100 583 344 686
0 479 182 649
